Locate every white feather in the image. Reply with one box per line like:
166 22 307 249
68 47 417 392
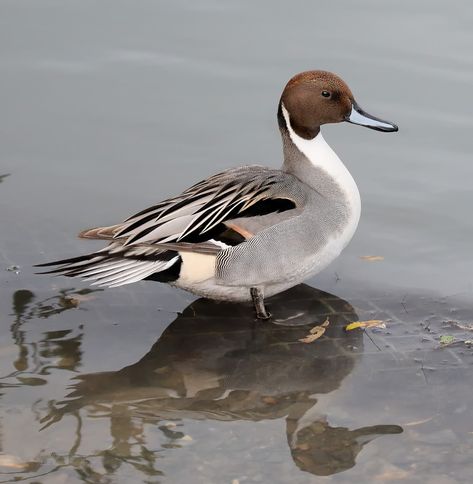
281 103 361 247
130 215 194 244
90 257 179 287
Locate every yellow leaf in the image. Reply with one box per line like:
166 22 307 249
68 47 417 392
360 255 384 261
345 320 386 331
345 322 363 331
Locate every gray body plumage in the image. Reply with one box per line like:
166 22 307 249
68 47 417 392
176 135 356 300
36 69 400 314
216 188 348 286
37 106 360 302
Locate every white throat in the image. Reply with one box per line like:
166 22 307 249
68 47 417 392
281 103 361 210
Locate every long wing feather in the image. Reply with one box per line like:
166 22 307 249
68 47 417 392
116 166 301 247
36 166 302 288
36 242 183 287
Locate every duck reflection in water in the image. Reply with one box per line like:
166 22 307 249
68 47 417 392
41 284 402 477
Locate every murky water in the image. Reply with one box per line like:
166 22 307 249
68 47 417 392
1 0 473 482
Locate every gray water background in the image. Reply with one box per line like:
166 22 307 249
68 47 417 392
1 0 473 482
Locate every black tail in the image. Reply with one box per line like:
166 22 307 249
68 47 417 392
34 253 102 274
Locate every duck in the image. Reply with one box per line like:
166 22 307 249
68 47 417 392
36 70 398 319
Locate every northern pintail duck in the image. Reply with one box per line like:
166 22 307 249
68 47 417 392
37 71 397 319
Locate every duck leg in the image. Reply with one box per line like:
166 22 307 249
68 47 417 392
250 287 271 320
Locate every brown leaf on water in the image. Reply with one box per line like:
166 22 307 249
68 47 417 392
16 376 47 386
63 293 97 308
299 328 325 343
374 465 409 481
445 320 473 332
299 318 330 343
403 416 433 427
345 320 386 331
360 255 384 261
0 454 31 470
163 421 177 428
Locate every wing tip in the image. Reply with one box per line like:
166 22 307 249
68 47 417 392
78 225 123 240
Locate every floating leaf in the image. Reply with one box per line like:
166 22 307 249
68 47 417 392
374 467 409 481
360 255 384 262
163 421 177 428
299 329 325 343
0 454 29 469
345 320 386 331
16 376 47 386
299 318 329 343
445 321 473 332
439 335 455 345
63 293 97 308
403 416 433 427
317 318 330 329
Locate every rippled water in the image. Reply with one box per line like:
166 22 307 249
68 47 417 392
1 0 473 482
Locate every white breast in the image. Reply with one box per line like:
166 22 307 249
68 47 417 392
281 104 361 248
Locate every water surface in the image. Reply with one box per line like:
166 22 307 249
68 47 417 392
1 0 473 482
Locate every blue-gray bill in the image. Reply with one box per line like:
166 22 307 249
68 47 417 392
345 101 398 132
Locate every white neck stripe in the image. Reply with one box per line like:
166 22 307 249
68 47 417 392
281 103 340 171
280 103 361 217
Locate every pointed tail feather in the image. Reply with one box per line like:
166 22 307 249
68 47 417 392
34 253 102 273
35 246 181 287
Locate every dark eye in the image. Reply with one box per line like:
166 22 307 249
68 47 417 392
321 90 331 98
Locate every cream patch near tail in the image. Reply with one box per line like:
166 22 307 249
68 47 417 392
178 251 216 283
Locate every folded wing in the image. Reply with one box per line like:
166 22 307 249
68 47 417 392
36 166 304 287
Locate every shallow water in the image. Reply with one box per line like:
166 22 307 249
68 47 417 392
1 0 473 482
